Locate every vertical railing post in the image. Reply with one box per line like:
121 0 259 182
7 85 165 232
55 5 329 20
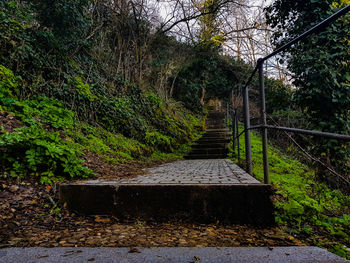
242 85 253 174
258 58 269 184
232 109 236 156
235 111 241 165
226 102 229 122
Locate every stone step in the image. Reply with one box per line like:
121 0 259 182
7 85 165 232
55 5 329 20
206 118 225 122
60 184 273 225
207 115 225 119
197 137 230 143
207 112 225 115
205 131 230 135
185 109 230 161
200 135 231 140
208 109 225 113
205 128 230 132
206 125 227 129
192 143 229 149
203 131 231 136
205 129 230 133
206 120 226 125
184 154 228 159
59 160 273 225
189 148 229 155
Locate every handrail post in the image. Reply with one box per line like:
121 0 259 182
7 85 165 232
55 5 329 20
258 59 269 184
235 111 241 165
232 109 236 156
242 85 253 174
226 102 229 122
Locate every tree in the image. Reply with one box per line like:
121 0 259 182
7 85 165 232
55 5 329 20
171 51 253 111
196 0 224 49
266 0 350 174
31 0 91 51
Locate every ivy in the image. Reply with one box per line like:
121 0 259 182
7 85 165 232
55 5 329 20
0 64 21 99
265 0 350 172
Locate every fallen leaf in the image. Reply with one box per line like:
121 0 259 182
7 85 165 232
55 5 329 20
128 247 141 253
95 217 111 223
9 185 19 192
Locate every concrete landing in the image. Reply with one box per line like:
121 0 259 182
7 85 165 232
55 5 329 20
60 160 274 225
1 247 348 263
84 159 260 185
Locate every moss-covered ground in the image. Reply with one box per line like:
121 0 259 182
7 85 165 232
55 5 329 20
229 126 350 259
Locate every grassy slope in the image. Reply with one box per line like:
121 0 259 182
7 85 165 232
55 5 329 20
229 126 350 259
0 66 204 184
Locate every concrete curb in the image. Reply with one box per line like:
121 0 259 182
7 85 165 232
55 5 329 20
0 247 348 263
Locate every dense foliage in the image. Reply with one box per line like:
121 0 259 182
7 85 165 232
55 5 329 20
0 65 202 183
0 0 349 259
172 52 246 111
265 0 350 174
0 0 295 183
0 0 210 183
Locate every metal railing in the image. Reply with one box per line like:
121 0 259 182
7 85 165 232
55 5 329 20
226 104 241 164
229 5 350 184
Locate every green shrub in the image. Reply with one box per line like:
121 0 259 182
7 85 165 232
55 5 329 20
2 95 76 130
0 64 21 98
144 92 162 107
145 131 174 152
69 76 96 101
0 125 93 184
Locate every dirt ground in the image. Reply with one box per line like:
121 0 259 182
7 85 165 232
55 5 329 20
0 178 304 248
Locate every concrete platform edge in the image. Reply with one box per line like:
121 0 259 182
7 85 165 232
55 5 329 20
0 246 348 263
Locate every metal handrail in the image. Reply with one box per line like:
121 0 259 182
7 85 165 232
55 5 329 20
230 5 350 183
253 125 350 141
261 5 350 62
234 125 350 142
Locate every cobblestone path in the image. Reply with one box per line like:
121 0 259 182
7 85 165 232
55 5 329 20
83 159 260 185
60 159 272 224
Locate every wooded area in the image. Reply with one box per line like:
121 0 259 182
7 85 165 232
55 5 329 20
0 0 349 260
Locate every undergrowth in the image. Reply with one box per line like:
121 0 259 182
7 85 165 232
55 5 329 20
0 65 203 184
229 125 350 259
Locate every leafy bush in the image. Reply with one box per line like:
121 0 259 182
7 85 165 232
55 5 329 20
0 64 21 98
1 95 75 131
0 125 93 184
69 76 96 102
145 131 174 152
265 78 294 113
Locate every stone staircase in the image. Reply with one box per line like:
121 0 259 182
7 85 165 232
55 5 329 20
185 110 230 159
59 108 276 226
60 160 275 225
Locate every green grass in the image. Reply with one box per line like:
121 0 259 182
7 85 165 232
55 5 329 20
229 125 350 259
